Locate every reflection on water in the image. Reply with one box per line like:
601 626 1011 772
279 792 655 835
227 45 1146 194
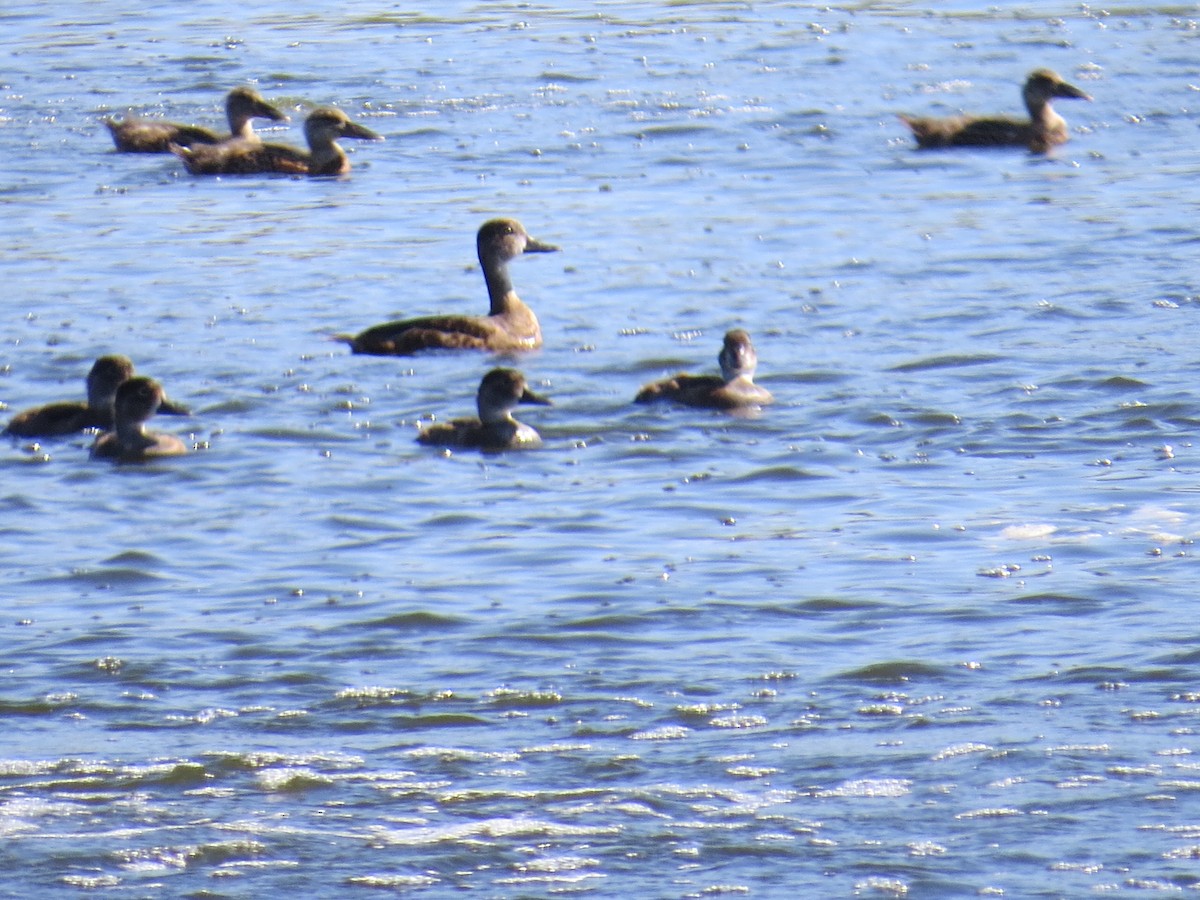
3 2 1200 896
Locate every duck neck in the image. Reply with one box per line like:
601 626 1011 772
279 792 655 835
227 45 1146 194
482 416 522 447
115 419 154 452
88 388 117 414
307 140 347 176
1027 99 1067 145
483 261 521 315
229 116 255 140
1024 94 1055 126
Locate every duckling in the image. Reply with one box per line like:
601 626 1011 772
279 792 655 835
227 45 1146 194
171 106 382 175
899 68 1091 153
417 368 552 451
5 355 188 438
338 218 558 355
635 329 773 410
104 86 288 153
91 377 188 462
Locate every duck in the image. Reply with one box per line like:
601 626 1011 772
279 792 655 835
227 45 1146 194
337 218 559 355
90 377 188 462
898 68 1091 153
171 106 382 176
635 329 773 410
104 86 288 153
5 355 188 438
417 368 552 451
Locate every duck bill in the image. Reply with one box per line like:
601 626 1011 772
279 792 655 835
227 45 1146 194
519 388 553 407
157 396 191 416
344 121 384 141
258 101 290 123
524 237 559 254
1055 81 1092 101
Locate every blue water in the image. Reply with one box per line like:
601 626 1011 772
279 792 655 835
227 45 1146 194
3 2 1200 896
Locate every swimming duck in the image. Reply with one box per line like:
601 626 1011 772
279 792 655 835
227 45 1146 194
5 355 188 438
635 329 773 410
171 106 382 176
91 377 188 462
899 68 1091 153
338 218 559 355
417 368 552 451
104 86 288 153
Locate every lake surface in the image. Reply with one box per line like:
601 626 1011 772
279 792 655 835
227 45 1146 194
3 1 1200 896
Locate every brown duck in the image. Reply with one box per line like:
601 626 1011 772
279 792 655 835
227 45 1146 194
171 106 382 176
899 69 1091 153
91 377 188 462
337 218 559 355
417 368 552 451
5 355 188 438
104 86 288 153
635 329 773 410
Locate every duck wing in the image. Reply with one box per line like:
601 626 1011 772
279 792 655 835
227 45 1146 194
635 373 723 405
6 401 99 437
341 314 508 355
900 113 1031 148
107 119 220 153
173 139 310 175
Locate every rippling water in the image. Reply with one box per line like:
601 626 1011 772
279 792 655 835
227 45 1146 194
3 2 1200 896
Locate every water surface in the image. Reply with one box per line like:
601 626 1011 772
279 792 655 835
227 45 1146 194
3 2 1200 896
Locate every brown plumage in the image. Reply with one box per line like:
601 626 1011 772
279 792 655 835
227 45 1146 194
171 106 382 176
635 329 773 411
899 68 1091 153
5 355 187 438
417 368 552 451
91 377 188 462
104 86 288 153
337 218 559 355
